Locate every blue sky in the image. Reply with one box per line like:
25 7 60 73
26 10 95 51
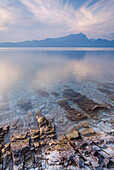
0 0 114 42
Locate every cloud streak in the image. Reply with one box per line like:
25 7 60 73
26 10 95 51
0 0 114 41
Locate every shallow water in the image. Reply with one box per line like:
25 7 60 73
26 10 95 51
0 47 114 94
0 47 114 125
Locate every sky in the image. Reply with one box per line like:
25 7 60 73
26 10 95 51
0 0 114 42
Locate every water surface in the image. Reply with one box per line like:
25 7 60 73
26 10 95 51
0 47 114 95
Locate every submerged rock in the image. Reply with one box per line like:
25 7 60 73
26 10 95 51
58 100 87 121
63 88 108 116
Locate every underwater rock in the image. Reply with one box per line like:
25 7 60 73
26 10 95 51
58 100 87 121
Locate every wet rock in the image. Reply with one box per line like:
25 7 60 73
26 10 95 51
13 162 24 170
58 100 87 121
30 129 40 151
0 144 3 158
30 129 40 141
11 118 24 130
38 117 56 143
44 135 78 168
0 128 3 134
108 94 114 101
98 88 114 95
27 111 37 129
63 88 108 115
75 121 90 129
108 119 114 124
106 159 114 169
11 137 30 165
2 151 12 169
79 127 95 137
4 143 10 152
35 109 42 119
40 124 55 136
0 130 4 144
3 125 9 134
17 100 32 111
37 116 48 128
51 91 59 97
66 129 79 140
40 141 47 146
11 132 28 142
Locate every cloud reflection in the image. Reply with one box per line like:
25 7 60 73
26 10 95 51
0 49 114 94
0 61 21 94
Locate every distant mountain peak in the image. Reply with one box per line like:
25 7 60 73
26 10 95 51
0 33 114 47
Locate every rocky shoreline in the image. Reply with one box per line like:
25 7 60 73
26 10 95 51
0 81 114 169
0 109 114 169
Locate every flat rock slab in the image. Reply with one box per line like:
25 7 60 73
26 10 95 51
66 128 79 140
63 88 108 115
58 100 87 121
17 100 32 111
79 127 95 137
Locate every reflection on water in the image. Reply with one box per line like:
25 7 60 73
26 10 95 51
0 48 114 94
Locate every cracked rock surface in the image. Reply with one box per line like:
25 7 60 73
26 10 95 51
0 81 114 169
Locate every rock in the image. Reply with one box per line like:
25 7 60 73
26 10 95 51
3 125 9 134
108 94 114 101
51 91 59 97
1 148 5 155
79 127 95 137
75 121 89 129
17 100 32 111
2 151 12 169
0 144 3 156
11 132 28 142
34 142 40 150
0 133 4 144
39 120 56 142
106 159 114 169
37 116 48 127
11 137 30 165
30 129 40 139
40 141 46 146
62 88 107 116
40 125 55 136
0 127 3 133
11 118 24 130
58 100 87 121
30 128 40 150
98 88 113 95
13 162 24 170
4 143 10 152
66 129 79 140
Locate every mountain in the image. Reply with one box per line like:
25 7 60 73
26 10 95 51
0 33 114 47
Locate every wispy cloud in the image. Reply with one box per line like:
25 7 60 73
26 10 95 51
0 0 114 41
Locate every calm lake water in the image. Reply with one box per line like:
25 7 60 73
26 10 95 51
0 47 114 95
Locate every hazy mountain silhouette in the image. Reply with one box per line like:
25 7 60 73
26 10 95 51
0 33 114 47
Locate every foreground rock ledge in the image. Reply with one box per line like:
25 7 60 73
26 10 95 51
0 110 114 169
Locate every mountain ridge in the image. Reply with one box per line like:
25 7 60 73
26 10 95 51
0 33 114 47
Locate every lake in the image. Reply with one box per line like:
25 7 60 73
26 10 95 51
0 48 114 169
0 47 114 94
0 47 114 123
